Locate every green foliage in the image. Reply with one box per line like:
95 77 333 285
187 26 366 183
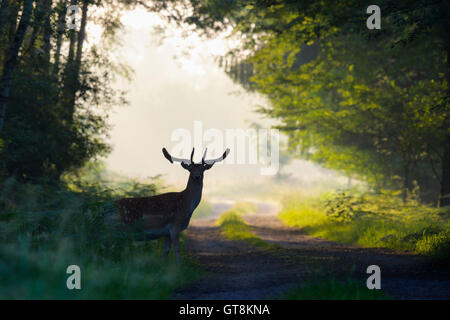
282 278 390 300
248 31 445 200
0 168 200 299
0 1 136 182
279 189 450 261
415 231 450 262
175 0 450 203
325 191 362 223
62 161 162 198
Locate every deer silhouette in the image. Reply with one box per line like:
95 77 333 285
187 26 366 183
116 147 230 262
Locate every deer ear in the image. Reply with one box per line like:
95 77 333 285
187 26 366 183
203 163 214 170
181 162 191 171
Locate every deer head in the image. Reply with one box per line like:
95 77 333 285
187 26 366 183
162 147 230 183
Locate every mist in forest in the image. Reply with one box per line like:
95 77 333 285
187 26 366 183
104 8 342 190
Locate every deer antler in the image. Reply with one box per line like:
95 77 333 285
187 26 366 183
202 148 208 165
190 148 195 163
162 147 194 165
202 148 230 165
163 147 230 165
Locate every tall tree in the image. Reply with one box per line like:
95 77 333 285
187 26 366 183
0 0 146 181
53 0 67 77
42 0 53 73
0 0 10 35
168 0 450 204
0 0 33 134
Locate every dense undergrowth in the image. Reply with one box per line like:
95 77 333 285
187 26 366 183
0 163 200 299
279 188 450 262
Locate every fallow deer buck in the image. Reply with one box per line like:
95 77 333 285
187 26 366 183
116 147 230 262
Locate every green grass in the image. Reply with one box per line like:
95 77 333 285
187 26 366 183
216 203 277 249
279 189 450 262
0 167 201 299
282 278 390 300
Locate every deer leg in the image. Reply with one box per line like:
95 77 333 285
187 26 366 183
163 235 171 259
170 230 180 263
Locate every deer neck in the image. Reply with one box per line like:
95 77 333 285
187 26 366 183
183 177 203 215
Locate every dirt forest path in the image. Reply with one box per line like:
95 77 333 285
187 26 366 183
173 201 450 300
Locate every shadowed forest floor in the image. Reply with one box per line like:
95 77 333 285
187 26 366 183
173 202 450 299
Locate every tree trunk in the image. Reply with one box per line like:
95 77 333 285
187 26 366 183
440 43 450 207
1 2 20 66
7 1 19 43
74 0 88 74
53 0 67 77
0 0 34 134
441 135 450 207
42 0 52 73
63 0 88 119
62 6 77 120
402 160 411 203
0 0 10 36
26 1 43 57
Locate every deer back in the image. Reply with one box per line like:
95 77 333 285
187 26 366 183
116 192 183 225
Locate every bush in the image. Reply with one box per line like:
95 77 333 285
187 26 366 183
278 188 450 261
325 191 366 222
415 231 450 262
